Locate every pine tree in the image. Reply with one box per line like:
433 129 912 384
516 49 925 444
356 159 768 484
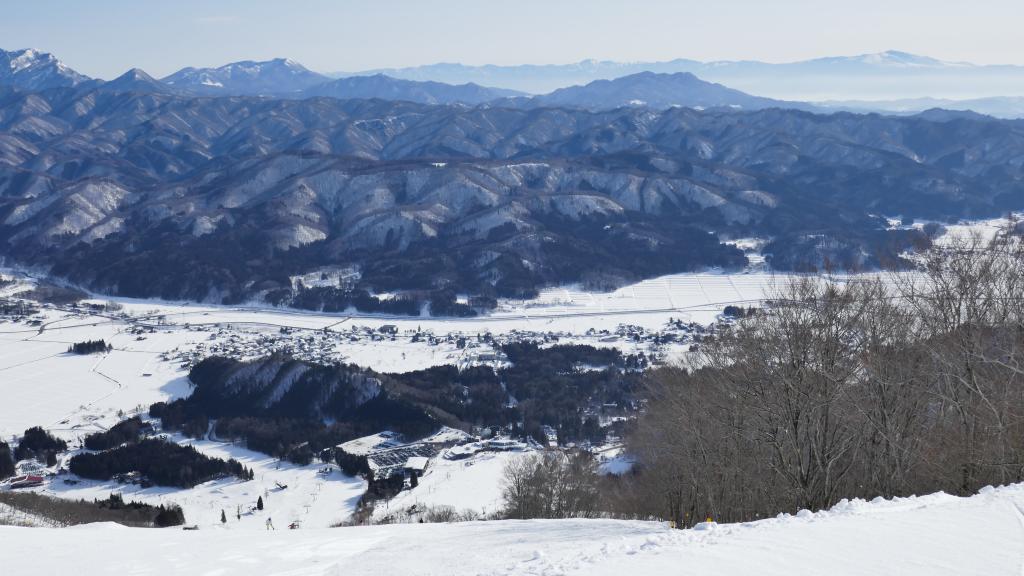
0 441 15 480
154 505 185 527
257 496 264 511
221 509 227 524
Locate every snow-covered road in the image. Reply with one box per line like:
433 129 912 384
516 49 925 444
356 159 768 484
4 483 1024 575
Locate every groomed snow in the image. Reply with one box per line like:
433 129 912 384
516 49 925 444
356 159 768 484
373 449 528 522
4 483 1024 575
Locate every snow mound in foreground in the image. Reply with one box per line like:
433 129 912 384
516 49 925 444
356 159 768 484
4 483 1024 575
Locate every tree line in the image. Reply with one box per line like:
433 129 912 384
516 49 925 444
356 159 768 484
68 340 112 355
0 492 184 527
0 441 14 479
83 417 148 451
13 426 67 466
69 439 253 488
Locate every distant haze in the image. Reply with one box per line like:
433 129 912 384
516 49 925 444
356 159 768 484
345 55 1024 100
3 0 1024 83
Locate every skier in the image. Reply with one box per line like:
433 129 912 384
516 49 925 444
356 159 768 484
266 517 275 530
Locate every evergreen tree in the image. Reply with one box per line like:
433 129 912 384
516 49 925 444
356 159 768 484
0 441 15 479
14 426 67 462
257 496 264 510
154 505 185 527
221 509 227 524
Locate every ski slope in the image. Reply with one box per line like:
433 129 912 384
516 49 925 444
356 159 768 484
373 449 527 522
39 434 367 530
4 483 1024 575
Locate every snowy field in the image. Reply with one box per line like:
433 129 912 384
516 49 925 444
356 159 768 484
4 483 1024 575
102 269 782 332
0 306 195 440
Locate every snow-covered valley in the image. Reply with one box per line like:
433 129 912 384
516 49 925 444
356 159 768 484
1 213 1021 574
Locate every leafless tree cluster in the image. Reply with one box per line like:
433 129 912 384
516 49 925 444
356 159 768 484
372 505 487 525
501 451 601 519
620 229 1024 527
0 491 183 527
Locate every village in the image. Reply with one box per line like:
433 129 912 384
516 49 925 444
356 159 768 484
0 266 754 529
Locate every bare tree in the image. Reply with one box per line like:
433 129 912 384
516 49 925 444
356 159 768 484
624 225 1024 525
501 451 601 519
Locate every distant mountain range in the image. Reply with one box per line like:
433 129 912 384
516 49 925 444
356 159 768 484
0 47 797 111
341 51 1024 101
7 47 1024 117
0 48 530 107
821 96 1024 119
305 74 524 105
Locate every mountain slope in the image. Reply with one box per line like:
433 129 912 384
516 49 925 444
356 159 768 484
4 483 1024 575
0 48 90 90
163 58 329 96
304 73 524 104
529 71 805 111
0 88 1021 304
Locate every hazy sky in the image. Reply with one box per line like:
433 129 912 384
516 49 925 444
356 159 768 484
3 0 1023 79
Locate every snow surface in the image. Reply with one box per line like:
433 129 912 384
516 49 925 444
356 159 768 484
373 449 528 522
338 431 403 456
0 307 195 440
5 483 1024 575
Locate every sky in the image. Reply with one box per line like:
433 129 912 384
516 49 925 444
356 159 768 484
2 0 1024 79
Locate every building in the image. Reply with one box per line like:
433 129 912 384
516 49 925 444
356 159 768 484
403 456 429 477
6 475 44 489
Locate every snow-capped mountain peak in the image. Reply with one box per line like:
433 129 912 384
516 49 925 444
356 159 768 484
845 50 958 68
0 47 89 90
7 48 48 72
162 57 328 95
